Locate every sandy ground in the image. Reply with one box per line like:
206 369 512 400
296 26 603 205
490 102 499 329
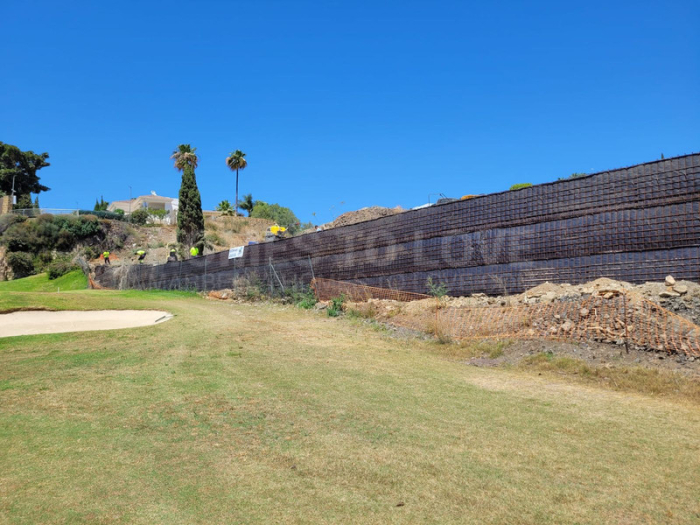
0 310 172 338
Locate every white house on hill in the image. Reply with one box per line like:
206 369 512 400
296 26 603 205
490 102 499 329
108 193 179 224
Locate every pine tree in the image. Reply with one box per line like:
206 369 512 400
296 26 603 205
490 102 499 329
171 144 204 254
176 165 205 252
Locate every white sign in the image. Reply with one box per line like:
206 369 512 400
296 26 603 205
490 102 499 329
228 246 245 259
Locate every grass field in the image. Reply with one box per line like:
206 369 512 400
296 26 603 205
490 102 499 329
1 290 699 524
0 270 87 292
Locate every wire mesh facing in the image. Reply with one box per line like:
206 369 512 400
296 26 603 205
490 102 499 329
311 278 430 302
316 279 700 357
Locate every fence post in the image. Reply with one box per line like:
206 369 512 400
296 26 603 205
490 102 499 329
178 261 182 291
623 292 629 354
269 257 285 293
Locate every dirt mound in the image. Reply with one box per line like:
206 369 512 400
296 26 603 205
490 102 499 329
345 276 700 328
323 206 404 229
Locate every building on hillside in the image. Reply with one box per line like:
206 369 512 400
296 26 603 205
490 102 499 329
108 193 179 224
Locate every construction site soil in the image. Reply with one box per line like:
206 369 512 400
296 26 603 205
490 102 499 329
322 206 404 229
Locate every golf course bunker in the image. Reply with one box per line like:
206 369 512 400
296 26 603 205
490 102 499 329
0 310 172 338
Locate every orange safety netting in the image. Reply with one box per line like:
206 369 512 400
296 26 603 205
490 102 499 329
312 279 700 357
311 278 430 302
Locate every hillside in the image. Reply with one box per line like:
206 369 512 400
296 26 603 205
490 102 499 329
91 216 273 267
0 214 273 280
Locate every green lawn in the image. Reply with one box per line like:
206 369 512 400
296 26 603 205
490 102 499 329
0 270 87 292
1 290 699 524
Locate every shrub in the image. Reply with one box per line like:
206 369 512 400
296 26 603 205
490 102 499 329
47 259 78 280
251 201 300 233
327 295 345 317
82 246 98 260
427 277 448 298
293 290 317 309
0 214 26 235
2 221 35 251
1 214 102 254
147 209 169 222
509 183 533 191
6 251 35 278
130 209 149 225
78 209 126 221
204 232 226 246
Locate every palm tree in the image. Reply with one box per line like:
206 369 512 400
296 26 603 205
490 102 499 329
238 193 254 217
225 149 247 213
216 200 235 216
171 144 198 171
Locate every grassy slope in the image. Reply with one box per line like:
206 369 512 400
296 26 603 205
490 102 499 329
0 291 699 524
0 270 87 292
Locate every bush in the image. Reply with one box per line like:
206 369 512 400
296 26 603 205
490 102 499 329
1 214 104 255
327 295 345 317
78 209 126 221
290 288 317 309
509 183 533 191
47 259 78 280
427 277 448 298
82 246 98 260
204 232 226 246
130 209 149 225
251 201 300 233
6 251 35 278
0 214 26 235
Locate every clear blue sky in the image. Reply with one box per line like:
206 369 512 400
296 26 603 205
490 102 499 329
2 0 698 224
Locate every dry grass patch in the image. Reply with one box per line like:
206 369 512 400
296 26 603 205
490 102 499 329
521 352 700 403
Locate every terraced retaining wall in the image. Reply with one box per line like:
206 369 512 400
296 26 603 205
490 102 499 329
94 153 700 296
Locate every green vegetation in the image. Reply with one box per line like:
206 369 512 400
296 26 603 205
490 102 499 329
129 208 149 225
0 269 87 292
290 287 317 309
0 290 698 523
251 201 300 233
0 141 50 206
204 231 226 247
5 251 34 278
94 196 109 211
558 172 588 181
0 214 103 278
225 149 247 213
147 208 169 222
46 258 78 280
427 276 448 298
327 294 345 316
172 144 204 253
215 199 236 216
509 182 533 191
238 193 254 216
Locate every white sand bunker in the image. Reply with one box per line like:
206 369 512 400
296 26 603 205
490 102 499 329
0 310 172 338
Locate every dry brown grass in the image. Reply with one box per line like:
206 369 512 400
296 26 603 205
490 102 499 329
521 352 700 403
